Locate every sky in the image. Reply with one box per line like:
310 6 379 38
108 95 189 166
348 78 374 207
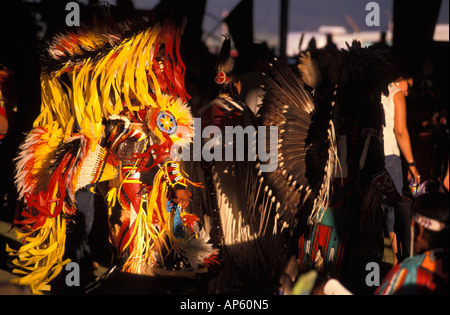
128 0 449 31
84 0 449 30
76 0 449 51
127 0 448 41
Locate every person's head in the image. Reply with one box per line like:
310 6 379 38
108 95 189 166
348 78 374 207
394 76 413 97
411 192 449 254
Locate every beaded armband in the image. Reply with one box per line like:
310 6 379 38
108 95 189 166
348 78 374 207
163 161 187 189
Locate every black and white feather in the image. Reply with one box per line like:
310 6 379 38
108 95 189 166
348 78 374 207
236 58 338 284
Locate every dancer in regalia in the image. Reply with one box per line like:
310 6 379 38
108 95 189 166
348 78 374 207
8 6 216 294
196 37 264 293
224 41 402 294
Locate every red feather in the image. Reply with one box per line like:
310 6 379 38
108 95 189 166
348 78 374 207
180 212 199 233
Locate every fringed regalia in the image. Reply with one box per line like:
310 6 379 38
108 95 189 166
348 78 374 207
7 8 217 294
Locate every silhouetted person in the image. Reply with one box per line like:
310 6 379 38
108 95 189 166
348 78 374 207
324 33 338 51
307 37 317 52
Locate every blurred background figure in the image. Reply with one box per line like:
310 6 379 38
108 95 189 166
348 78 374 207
382 75 420 265
376 192 449 295
0 65 15 144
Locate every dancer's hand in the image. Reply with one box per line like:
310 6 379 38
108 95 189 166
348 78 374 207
174 189 190 209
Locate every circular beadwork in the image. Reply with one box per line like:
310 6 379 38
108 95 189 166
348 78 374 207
156 110 177 135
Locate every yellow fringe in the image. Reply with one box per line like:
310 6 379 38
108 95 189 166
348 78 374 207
34 27 164 147
7 213 70 294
